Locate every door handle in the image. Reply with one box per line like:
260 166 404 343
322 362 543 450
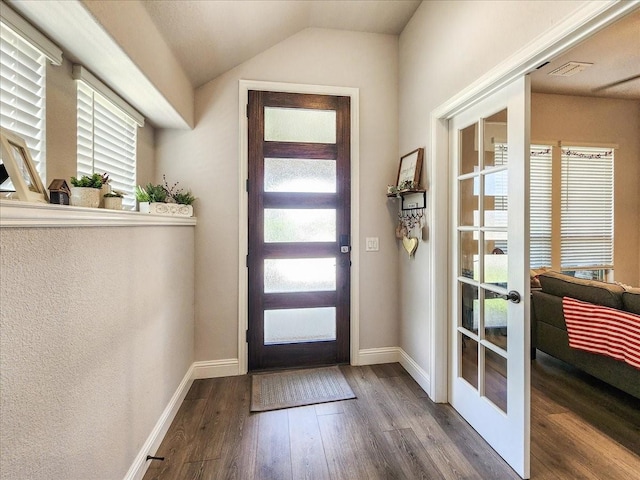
499 290 521 303
339 234 350 254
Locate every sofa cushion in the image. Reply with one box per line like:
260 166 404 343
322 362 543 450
622 288 640 315
538 271 624 309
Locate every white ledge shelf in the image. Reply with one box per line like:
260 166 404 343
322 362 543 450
0 200 197 228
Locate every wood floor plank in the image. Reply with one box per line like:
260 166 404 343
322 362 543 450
288 405 331 480
380 375 478 480
218 376 259 480
381 427 446 479
416 395 520 480
316 412 370 480
545 412 640 480
339 387 412 479
185 376 241 463
530 452 562 480
184 378 215 400
255 409 292 480
532 352 640 454
174 460 220 480
531 413 604 480
341 365 411 432
314 400 344 416
370 362 400 379
143 398 208 480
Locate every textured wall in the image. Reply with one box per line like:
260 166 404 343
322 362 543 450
156 28 400 362
398 1 593 377
532 93 640 286
0 226 195 479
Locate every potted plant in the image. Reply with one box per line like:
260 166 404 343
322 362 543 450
164 175 196 216
103 190 124 210
99 173 111 207
135 176 196 217
136 183 167 214
69 173 103 208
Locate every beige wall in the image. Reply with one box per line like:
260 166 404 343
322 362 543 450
156 27 400 362
0 226 195 479
398 1 593 378
532 93 640 286
0 42 186 479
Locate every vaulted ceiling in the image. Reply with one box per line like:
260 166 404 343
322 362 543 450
141 0 422 87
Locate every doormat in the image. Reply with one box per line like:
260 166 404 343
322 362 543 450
250 365 356 412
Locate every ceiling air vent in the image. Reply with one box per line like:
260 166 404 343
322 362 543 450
548 62 593 77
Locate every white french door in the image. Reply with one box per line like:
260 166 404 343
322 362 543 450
449 76 531 478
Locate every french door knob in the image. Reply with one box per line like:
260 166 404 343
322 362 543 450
499 290 521 303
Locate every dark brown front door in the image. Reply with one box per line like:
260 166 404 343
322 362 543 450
247 90 351 371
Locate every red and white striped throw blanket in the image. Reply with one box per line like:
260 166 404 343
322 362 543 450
562 297 640 370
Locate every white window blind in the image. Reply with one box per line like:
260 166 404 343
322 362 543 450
77 81 137 210
0 23 46 178
560 146 614 270
529 145 553 268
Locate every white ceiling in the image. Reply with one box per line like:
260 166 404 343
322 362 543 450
140 0 422 87
530 8 640 100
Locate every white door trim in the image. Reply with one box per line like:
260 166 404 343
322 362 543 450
428 0 639 402
237 79 360 374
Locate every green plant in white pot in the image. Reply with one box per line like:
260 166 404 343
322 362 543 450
136 177 196 217
103 190 124 210
136 183 167 214
70 173 103 208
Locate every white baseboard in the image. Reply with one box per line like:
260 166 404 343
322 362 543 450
398 348 431 396
124 363 195 480
356 347 401 365
192 358 240 379
356 347 431 397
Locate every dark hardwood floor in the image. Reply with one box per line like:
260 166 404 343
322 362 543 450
144 357 639 480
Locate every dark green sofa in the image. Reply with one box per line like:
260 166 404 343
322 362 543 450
531 271 640 399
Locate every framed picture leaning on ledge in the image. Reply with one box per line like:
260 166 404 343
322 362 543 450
0 127 48 203
396 147 424 191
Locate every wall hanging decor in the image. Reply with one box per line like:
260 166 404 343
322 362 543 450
388 148 427 257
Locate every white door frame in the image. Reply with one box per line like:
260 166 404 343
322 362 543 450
237 80 360 374
428 0 639 402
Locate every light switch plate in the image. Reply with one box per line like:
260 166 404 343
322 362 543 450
365 237 379 252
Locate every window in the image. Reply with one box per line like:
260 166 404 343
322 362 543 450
0 24 46 179
75 66 143 210
1 5 61 188
529 145 552 268
529 144 614 279
560 146 614 275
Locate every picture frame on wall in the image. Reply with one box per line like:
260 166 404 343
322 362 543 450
0 127 48 203
396 147 424 190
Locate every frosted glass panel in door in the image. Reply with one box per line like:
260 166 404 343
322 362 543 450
264 307 336 345
264 258 336 293
264 158 336 193
264 209 336 243
264 107 336 143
